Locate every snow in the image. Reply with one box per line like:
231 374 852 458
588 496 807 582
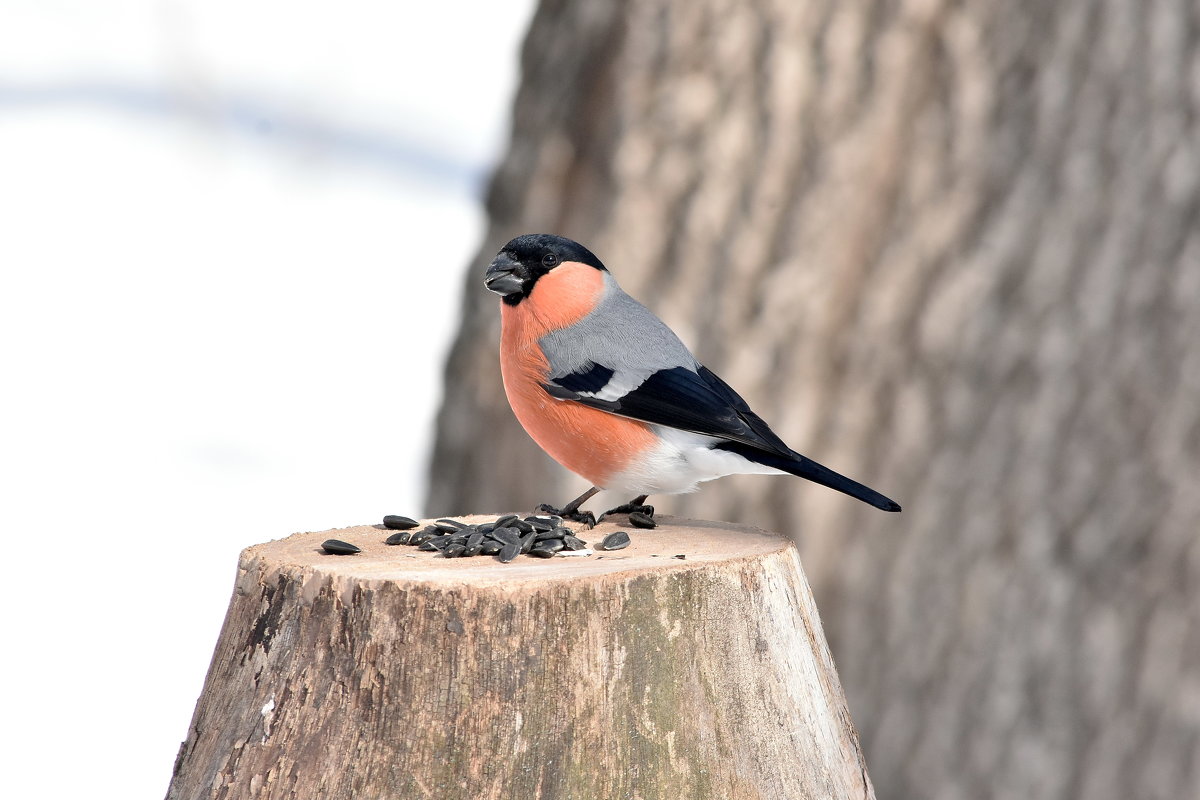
0 2 534 796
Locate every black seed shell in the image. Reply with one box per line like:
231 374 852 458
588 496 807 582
382 515 419 530
384 531 411 546
322 539 360 555
492 527 521 546
628 512 657 529
600 531 631 551
497 542 520 563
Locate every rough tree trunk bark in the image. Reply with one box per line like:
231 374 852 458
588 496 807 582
428 1 1200 798
167 519 872 800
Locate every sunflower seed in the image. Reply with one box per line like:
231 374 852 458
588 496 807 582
600 531 631 551
519 531 538 554
382 515 419 530
534 528 562 542
467 532 484 548
418 541 441 552
493 515 519 529
562 535 588 551
529 546 557 558
497 542 520 563
539 538 565 553
434 520 466 533
492 527 521 546
628 512 656 529
476 522 495 534
443 544 466 558
479 540 503 555
527 517 556 532
512 519 534 533
463 543 483 557
384 531 411 546
321 539 360 555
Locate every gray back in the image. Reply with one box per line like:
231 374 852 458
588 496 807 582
538 273 697 395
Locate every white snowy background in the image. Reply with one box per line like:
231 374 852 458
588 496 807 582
0 1 534 795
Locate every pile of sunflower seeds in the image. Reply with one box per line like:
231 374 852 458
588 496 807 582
378 513 629 562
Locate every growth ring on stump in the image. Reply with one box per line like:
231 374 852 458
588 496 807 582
168 516 873 799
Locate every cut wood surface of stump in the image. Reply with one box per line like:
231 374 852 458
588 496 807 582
167 516 874 800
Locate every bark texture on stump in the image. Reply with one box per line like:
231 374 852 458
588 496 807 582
167 518 873 800
429 1 1200 798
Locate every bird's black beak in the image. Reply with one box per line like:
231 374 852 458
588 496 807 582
484 252 525 296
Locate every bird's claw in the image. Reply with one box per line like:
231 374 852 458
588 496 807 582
535 504 596 530
599 503 654 521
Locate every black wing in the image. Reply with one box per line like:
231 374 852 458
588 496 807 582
543 364 794 458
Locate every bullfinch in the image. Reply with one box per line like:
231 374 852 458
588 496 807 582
484 233 901 524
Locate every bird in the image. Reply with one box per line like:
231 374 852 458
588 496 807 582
484 233 900 526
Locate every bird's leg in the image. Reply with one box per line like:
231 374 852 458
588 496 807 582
600 495 654 520
536 486 600 529
548 486 600 516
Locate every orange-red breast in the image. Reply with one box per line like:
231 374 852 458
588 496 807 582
484 234 900 521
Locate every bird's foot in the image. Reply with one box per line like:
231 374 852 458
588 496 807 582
601 502 654 519
535 503 597 530
598 495 655 527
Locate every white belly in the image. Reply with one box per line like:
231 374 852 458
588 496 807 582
601 427 785 495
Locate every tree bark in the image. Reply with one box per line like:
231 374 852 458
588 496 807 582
429 1 1200 798
167 518 873 800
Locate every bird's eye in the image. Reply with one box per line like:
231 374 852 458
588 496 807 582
541 253 559 268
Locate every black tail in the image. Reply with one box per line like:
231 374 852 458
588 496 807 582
717 442 901 512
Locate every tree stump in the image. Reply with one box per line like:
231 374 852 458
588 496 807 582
167 516 874 800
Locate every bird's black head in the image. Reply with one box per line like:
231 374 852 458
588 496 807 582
484 234 607 305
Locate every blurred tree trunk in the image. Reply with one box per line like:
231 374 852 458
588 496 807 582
428 0 1200 798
